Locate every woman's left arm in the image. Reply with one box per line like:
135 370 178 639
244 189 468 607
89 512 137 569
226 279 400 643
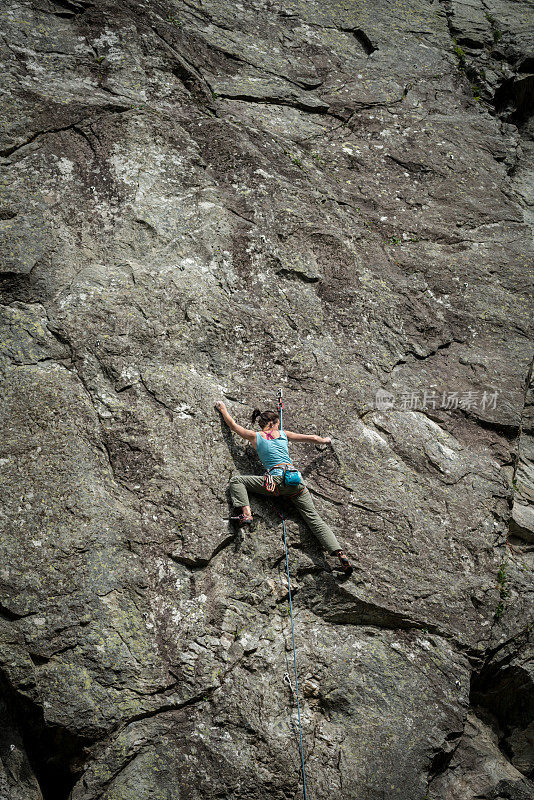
285 430 331 444
215 401 256 444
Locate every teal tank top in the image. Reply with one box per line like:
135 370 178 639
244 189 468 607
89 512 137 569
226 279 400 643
256 431 293 474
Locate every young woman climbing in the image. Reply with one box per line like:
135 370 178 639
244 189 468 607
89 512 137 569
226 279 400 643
215 401 353 576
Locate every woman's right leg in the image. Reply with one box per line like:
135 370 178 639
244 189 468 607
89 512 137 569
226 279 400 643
290 488 342 554
290 488 353 574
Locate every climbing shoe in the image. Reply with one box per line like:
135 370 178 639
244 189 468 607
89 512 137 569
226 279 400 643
230 512 253 527
336 551 353 577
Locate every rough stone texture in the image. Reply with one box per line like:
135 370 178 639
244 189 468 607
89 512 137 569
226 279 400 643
0 1 533 798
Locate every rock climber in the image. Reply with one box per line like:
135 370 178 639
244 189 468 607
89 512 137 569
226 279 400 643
215 401 353 576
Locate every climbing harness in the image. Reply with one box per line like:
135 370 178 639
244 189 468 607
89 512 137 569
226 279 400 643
262 462 306 497
277 388 309 800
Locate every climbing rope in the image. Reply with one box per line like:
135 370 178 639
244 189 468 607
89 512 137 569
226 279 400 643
277 388 309 800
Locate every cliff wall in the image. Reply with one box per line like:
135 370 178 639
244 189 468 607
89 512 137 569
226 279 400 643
0 1 533 798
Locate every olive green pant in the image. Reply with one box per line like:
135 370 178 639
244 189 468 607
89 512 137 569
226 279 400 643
229 474 341 554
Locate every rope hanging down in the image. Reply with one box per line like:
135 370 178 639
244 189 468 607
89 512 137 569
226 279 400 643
277 388 309 800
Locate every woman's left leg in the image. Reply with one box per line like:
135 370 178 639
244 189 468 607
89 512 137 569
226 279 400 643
229 474 272 513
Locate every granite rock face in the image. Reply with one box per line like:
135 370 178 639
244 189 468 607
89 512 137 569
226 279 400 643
0 1 533 798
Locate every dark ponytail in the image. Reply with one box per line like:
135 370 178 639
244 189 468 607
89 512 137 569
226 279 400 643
250 408 279 429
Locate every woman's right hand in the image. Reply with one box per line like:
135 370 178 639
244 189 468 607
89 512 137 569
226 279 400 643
215 401 227 412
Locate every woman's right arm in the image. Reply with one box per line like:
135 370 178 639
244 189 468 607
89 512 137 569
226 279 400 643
215 401 256 445
285 430 331 444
